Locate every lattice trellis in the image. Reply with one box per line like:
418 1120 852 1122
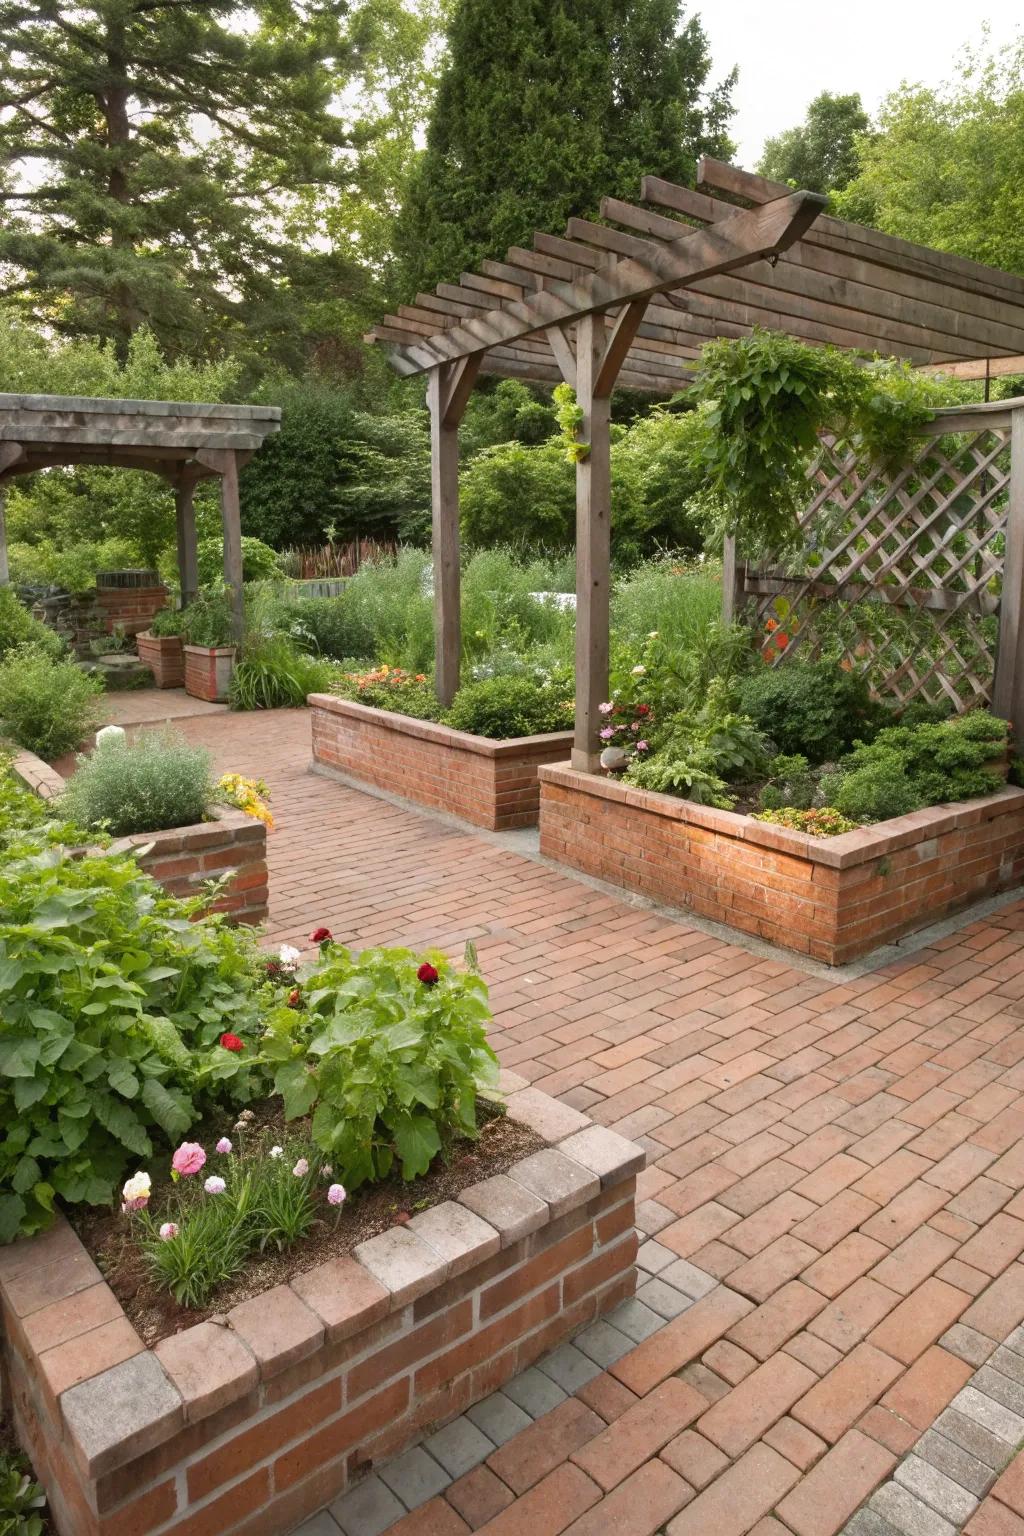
743 417 1013 711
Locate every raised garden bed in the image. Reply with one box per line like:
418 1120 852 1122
184 644 235 703
0 1083 641 1536
310 693 573 831
9 750 268 926
136 631 185 690
539 762 1024 965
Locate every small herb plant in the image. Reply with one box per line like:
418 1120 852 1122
332 664 441 720
60 729 215 836
148 605 188 638
0 1448 46 1536
0 645 103 759
180 591 234 648
257 944 499 1190
752 806 859 837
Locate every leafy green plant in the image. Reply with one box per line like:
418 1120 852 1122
444 673 572 738
60 730 215 836
553 383 589 463
147 606 188 638
0 816 264 1241
690 330 939 553
0 587 64 663
230 634 332 711
0 646 103 759
821 711 1010 822
623 680 767 807
197 536 281 587
258 944 499 1190
0 1447 46 1536
752 806 859 836
757 753 818 811
331 665 441 720
180 592 234 649
739 661 890 764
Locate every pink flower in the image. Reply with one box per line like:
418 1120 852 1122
216 1137 232 1155
599 727 615 740
598 702 614 715
172 1142 206 1178
636 740 649 752
292 1158 309 1177
159 1222 179 1241
204 1176 226 1195
327 1183 347 1206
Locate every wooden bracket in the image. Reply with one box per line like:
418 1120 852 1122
545 325 578 388
0 442 26 480
594 299 650 397
439 355 482 429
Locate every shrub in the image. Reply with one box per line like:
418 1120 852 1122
60 730 215 836
738 660 889 763
444 674 572 738
753 807 859 836
332 665 441 720
821 711 1010 822
197 535 281 587
0 822 264 1240
0 586 63 662
0 647 103 759
258 943 499 1189
180 591 234 648
230 633 332 710
147 605 188 637
757 753 818 811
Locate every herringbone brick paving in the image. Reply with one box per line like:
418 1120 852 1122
136 696 1024 1534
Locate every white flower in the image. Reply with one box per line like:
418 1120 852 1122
204 1175 226 1195
598 702 614 715
279 943 302 971
121 1171 151 1208
648 630 659 639
269 1145 284 1159
631 665 646 676
292 1158 309 1177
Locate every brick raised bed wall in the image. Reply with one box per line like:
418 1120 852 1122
310 694 573 831
10 752 268 926
0 1097 640 1536
539 764 1024 965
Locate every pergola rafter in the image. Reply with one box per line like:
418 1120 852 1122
367 160 1024 767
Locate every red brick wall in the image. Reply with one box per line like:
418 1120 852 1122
539 765 1024 965
137 633 185 689
94 584 168 637
0 1183 636 1536
310 695 572 831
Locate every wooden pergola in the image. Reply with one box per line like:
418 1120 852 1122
0 395 281 641
368 158 1024 769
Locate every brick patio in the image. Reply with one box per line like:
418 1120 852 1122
113 697 1024 1534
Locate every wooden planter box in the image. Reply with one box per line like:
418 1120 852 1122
136 631 185 689
539 763 1024 966
310 693 573 831
0 1088 640 1536
10 752 268 926
183 644 235 703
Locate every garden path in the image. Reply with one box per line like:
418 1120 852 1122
136 694 1024 1535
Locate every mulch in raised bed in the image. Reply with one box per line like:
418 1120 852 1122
70 1098 545 1347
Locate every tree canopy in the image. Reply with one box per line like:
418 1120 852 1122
835 40 1024 276
392 0 735 296
757 90 869 196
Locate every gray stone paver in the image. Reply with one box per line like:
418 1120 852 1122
658 1256 719 1299
464 1391 532 1446
636 1238 676 1275
634 1277 695 1321
293 1514 342 1536
329 1474 405 1536
502 1366 567 1418
892 1455 978 1525
869 1483 956 1536
422 1416 494 1479
377 1446 450 1510
914 1428 995 1497
607 1295 670 1341
534 1340 602 1393
573 1319 633 1367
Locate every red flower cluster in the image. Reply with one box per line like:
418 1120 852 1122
309 926 333 945
417 962 439 986
219 1033 244 1052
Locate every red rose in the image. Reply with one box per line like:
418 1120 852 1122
417 962 439 986
309 926 333 945
287 987 301 1008
220 1033 244 1052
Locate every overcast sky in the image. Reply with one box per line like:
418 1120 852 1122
699 1 1023 167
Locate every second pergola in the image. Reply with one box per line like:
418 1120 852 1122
368 159 1024 769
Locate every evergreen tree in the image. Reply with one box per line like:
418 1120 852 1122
393 0 734 296
0 0 399 365
758 91 869 196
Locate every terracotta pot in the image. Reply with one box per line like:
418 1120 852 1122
184 644 236 702
136 631 185 689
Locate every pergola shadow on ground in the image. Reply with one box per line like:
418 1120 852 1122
368 158 1024 765
0 395 281 639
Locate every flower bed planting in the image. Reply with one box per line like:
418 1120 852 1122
539 763 1024 964
0 1087 640 1536
310 692 573 830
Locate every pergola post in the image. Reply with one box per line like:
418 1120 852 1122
427 357 480 706
547 302 649 770
721 535 746 626
993 405 1024 725
195 447 246 645
0 444 26 587
175 472 200 606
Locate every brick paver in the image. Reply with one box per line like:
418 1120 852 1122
136 701 1024 1535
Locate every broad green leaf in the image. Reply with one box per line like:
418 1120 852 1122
389 1111 441 1181
275 1060 318 1120
91 1094 151 1157
0 1035 41 1078
0 1193 28 1244
140 1078 192 1140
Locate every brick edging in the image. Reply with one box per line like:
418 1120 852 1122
309 693 573 762
10 748 66 802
